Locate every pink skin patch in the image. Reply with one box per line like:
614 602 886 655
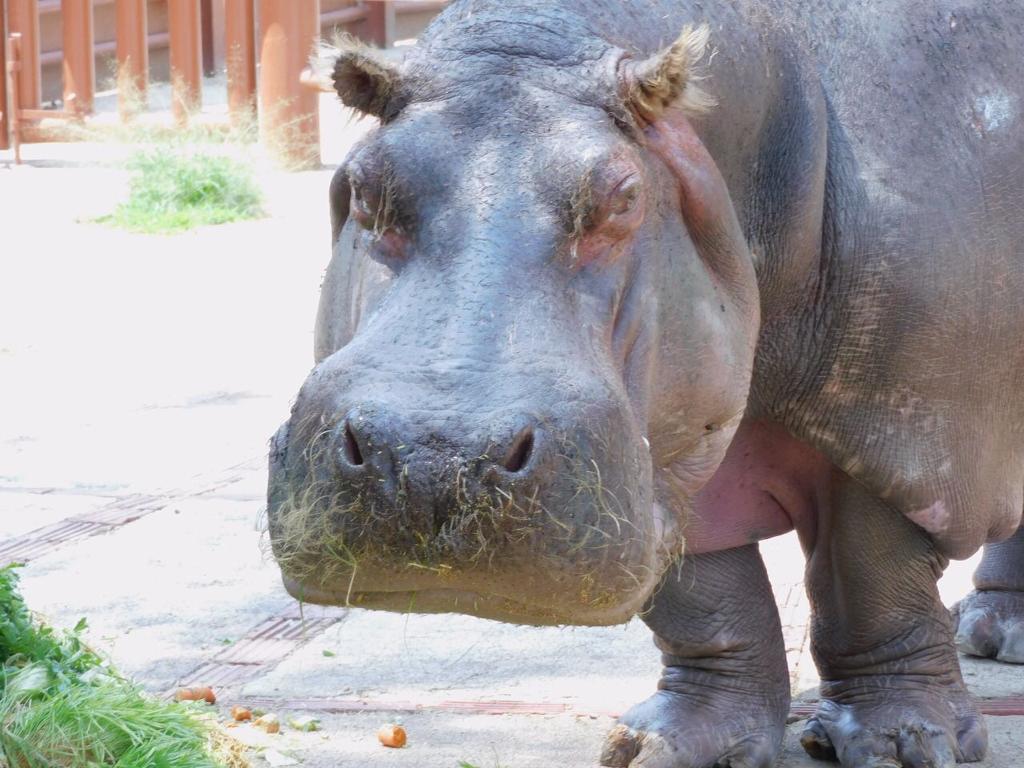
906 500 951 536
683 420 832 554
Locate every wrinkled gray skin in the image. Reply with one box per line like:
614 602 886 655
267 1 1024 766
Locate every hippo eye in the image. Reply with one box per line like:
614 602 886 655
348 174 407 267
607 176 641 219
569 171 645 267
349 176 402 238
349 181 376 228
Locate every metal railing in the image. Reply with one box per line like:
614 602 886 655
0 0 446 164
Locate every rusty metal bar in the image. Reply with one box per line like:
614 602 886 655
40 29 166 67
16 107 76 119
258 0 320 168
364 0 394 47
224 0 255 125
62 0 95 115
168 0 201 124
8 0 40 109
38 0 123 12
115 0 147 117
319 6 367 29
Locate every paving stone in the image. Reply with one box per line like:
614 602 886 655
220 710 1024 768
961 654 1024 699
17 496 296 692
242 608 662 712
197 458 272 502
0 491 116 539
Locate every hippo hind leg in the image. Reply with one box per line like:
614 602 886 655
801 472 987 767
599 545 790 768
954 525 1024 664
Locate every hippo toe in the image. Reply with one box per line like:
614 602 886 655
954 589 1024 664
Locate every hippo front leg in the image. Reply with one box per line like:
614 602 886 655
800 473 988 767
954 525 1024 664
600 545 790 768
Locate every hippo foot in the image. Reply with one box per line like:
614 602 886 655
953 589 1024 663
800 679 987 767
599 687 785 768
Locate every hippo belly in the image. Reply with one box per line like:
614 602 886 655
683 420 830 554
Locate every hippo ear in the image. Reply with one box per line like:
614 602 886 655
331 35 404 119
618 25 715 122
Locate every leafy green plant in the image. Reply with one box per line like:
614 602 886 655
100 149 263 234
0 566 99 692
0 565 245 768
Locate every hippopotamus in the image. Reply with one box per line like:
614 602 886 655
266 1 1024 765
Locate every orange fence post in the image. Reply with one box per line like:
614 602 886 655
168 0 202 124
8 0 40 110
259 0 320 168
200 0 214 76
62 0 95 116
224 0 255 125
115 0 148 118
0 3 8 151
6 34 23 162
365 0 395 47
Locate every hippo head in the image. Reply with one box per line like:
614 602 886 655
267 18 759 626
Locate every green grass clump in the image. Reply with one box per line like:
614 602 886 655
0 678 226 768
102 149 263 234
0 565 243 768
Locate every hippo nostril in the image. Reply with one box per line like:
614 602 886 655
341 421 365 467
503 428 535 474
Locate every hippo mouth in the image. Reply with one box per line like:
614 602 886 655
280 575 654 626
270 483 677 627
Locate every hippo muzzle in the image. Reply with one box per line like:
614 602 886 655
267 332 676 626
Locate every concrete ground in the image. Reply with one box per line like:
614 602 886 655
2 98 1023 767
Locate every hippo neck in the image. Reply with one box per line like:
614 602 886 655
620 4 832 420
704 39 832 422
